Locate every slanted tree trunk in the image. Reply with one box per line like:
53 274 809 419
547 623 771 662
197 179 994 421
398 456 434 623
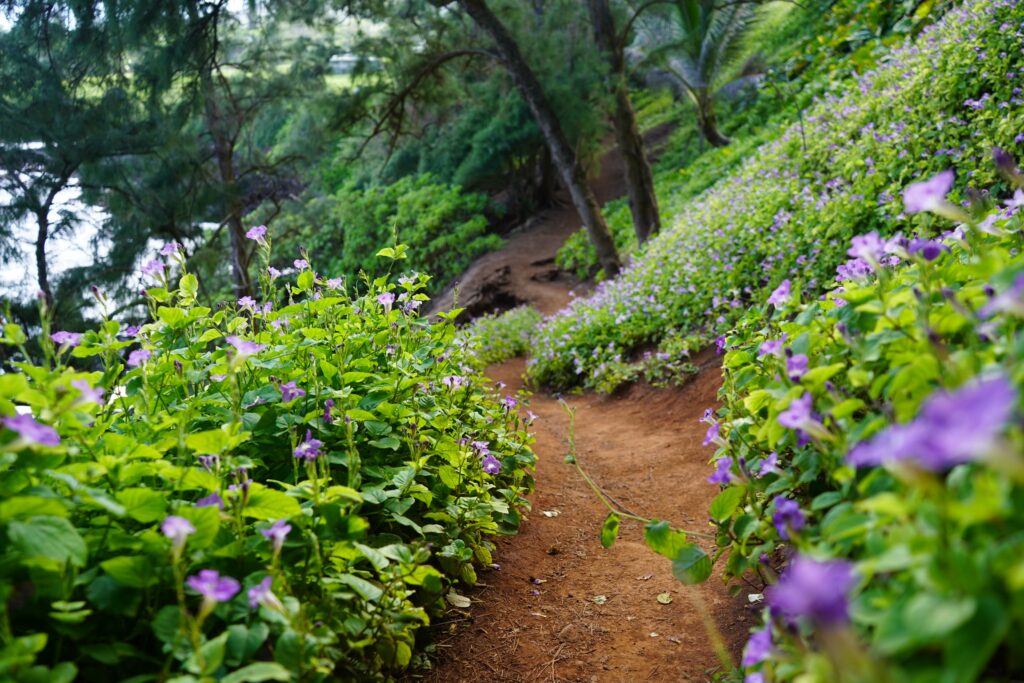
587 0 660 244
457 0 621 277
695 90 729 147
34 207 51 306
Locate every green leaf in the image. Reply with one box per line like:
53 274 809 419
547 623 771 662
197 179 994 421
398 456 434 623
220 663 291 683
115 487 167 523
175 506 220 550
709 487 745 523
243 486 301 521
671 544 712 585
7 516 87 567
101 555 157 588
225 623 270 668
336 574 384 602
600 512 620 549
179 273 199 299
157 307 187 328
643 520 688 560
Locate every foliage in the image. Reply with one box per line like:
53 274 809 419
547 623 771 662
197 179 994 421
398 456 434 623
460 306 543 367
268 174 502 295
0 243 534 681
706 163 1024 681
531 0 1024 392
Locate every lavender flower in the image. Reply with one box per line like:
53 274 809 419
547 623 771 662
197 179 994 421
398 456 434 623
261 519 292 555
758 339 784 357
909 238 944 261
159 242 181 257
246 225 267 243
197 454 220 472
772 497 805 540
293 430 322 461
237 296 257 311
51 331 82 347
767 280 791 307
716 335 727 354
847 232 885 266
707 456 733 485
502 396 518 411
127 349 151 368
161 515 196 557
323 398 335 423
758 452 779 477
847 375 1015 471
187 569 240 605
702 422 720 447
141 259 164 278
741 627 773 667
195 492 225 509
247 576 284 611
979 274 1024 319
442 375 467 390
903 170 962 220
267 266 281 280
3 414 60 448
767 556 855 626
280 381 305 403
70 379 104 405
777 393 826 438
226 335 265 356
293 259 309 270
327 277 342 289
481 454 502 474
786 354 808 381
377 292 396 311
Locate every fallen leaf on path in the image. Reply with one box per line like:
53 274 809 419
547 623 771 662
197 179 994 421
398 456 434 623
649 632 659 638
446 590 471 608
591 595 608 604
637 574 654 581
667 636 681 644
541 510 561 517
530 612 547 618
656 592 673 605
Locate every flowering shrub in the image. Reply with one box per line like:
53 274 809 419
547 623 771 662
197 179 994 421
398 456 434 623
0 242 534 680
460 305 542 367
705 160 1024 681
529 0 1024 392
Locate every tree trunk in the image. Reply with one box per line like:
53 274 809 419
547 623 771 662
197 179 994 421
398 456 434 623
587 0 660 244
34 208 52 306
696 91 729 147
458 0 621 277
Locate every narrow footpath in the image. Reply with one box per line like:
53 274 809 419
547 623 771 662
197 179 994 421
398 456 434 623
417 131 753 682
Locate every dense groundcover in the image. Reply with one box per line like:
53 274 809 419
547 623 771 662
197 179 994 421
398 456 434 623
527 0 1024 392
0 244 534 681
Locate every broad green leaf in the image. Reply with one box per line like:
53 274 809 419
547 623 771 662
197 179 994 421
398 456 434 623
8 517 87 567
643 520 688 560
709 486 745 523
115 487 167 523
243 486 301 521
101 555 157 588
671 544 712 585
220 663 291 683
600 512 620 549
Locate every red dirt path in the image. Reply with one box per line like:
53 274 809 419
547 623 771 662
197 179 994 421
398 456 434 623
414 132 753 682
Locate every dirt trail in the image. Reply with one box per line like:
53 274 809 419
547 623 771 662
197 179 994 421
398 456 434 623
417 130 752 682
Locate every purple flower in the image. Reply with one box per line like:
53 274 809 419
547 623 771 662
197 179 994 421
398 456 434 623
757 452 779 477
261 519 292 555
3 414 61 448
903 170 954 214
161 515 196 556
293 430 322 461
742 626 773 667
225 335 265 356
267 266 281 280
323 398 335 423
502 396 518 411
767 556 855 626
758 339 784 358
847 232 885 264
127 349 151 368
377 292 396 309
777 393 823 436
847 375 1015 471
71 379 104 405
442 375 467 390
909 239 944 261
745 674 765 683
772 497 805 541
141 259 164 278
327 277 342 289
237 296 257 311
247 576 283 611
716 335 727 354
707 456 733 485
197 454 220 472
700 408 715 424
786 354 808 381
160 242 181 257
51 331 82 347
979 274 1024 319
195 493 225 509
481 454 502 474
471 440 491 456
293 259 309 270
246 225 267 243
702 422 720 447
280 381 305 403
187 569 240 604
767 280 791 307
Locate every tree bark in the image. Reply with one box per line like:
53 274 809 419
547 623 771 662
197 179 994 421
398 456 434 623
457 0 621 277
696 90 729 147
35 208 51 307
587 0 661 244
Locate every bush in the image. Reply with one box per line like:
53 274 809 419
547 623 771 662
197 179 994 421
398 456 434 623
530 0 1023 392
460 306 543 367
0 242 534 681
707 163 1024 681
268 174 502 295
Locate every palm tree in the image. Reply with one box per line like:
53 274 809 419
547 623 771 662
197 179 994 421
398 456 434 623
633 0 757 147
